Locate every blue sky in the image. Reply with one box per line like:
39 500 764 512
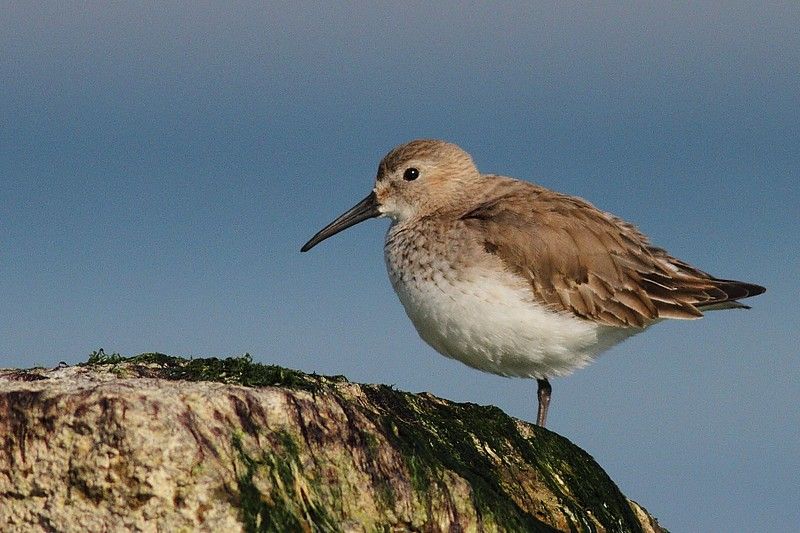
2 3 798 531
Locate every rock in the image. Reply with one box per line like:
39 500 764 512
0 353 666 532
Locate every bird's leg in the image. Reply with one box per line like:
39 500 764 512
536 378 552 427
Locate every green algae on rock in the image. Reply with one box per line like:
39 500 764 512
0 354 666 532
85 349 341 391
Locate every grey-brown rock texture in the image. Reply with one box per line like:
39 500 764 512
0 353 666 532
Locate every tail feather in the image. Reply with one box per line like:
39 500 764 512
695 278 766 311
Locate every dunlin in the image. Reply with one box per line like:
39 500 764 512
301 140 765 427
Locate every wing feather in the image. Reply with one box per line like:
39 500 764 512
460 179 764 327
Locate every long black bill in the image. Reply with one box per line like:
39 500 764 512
300 191 380 252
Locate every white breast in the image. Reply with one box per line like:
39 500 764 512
384 251 636 379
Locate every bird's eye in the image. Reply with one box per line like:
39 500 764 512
403 167 420 181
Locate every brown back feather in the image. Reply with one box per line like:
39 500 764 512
460 179 765 328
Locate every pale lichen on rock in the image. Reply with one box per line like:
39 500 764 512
0 354 666 532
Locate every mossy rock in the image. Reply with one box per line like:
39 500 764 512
0 353 665 532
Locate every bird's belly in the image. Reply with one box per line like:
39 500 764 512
387 265 633 378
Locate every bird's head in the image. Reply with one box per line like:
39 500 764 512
301 139 480 252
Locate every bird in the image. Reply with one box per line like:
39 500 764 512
300 139 765 427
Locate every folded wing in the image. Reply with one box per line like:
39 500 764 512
461 181 765 328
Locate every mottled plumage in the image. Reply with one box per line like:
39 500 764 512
301 139 765 426
456 177 763 326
